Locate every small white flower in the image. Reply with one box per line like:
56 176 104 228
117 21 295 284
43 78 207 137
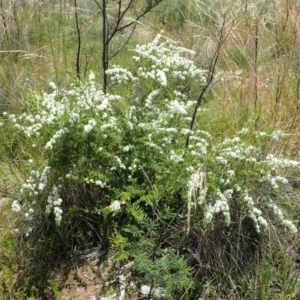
70 112 80 123
282 220 297 234
89 71 96 81
54 206 63 224
45 142 53 150
181 128 192 135
216 156 227 164
257 216 269 228
25 226 33 237
114 156 126 169
95 180 105 188
84 119 96 133
244 194 254 206
227 170 235 177
234 184 242 192
49 81 57 90
110 200 121 212
252 207 262 216
54 198 63 206
170 150 184 163
38 183 46 191
223 189 233 200
84 124 93 133
123 145 131 152
238 128 248 135
12 200 22 212
156 70 167 86
169 100 187 115
204 211 213 223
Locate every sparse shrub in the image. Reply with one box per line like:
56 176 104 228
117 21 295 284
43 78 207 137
3 34 299 297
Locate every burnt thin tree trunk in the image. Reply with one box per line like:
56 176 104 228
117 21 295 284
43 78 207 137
74 0 81 80
102 0 109 93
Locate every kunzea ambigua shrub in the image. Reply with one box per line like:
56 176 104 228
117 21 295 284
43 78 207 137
4 34 299 287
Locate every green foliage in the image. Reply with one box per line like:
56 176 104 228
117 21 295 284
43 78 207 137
134 248 193 297
111 216 192 297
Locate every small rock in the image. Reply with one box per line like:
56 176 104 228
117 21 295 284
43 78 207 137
88 296 113 300
140 284 151 295
140 284 167 298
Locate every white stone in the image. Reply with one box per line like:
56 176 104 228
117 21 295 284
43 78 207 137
140 284 151 295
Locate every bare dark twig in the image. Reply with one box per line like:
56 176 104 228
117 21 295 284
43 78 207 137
74 0 81 80
185 15 233 150
253 21 259 110
108 21 137 60
101 0 109 93
106 0 135 44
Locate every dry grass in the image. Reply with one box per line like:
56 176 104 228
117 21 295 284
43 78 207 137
159 0 300 152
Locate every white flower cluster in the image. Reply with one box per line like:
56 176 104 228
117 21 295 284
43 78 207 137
144 89 160 108
187 167 207 210
268 201 297 234
45 127 69 150
265 154 300 170
260 173 289 190
11 164 62 227
169 100 187 115
204 189 231 226
133 33 206 84
45 185 63 225
270 129 284 141
169 150 184 163
84 177 106 188
38 165 51 191
4 72 113 144
20 170 40 196
11 165 52 229
242 193 269 233
187 130 299 234
12 200 22 212
106 66 135 84
107 34 206 124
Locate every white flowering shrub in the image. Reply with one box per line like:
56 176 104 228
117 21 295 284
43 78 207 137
4 34 205 243
3 34 299 294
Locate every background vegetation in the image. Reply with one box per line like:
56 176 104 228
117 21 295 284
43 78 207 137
1 0 300 299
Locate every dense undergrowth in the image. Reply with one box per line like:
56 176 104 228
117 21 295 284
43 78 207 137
1 0 300 299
